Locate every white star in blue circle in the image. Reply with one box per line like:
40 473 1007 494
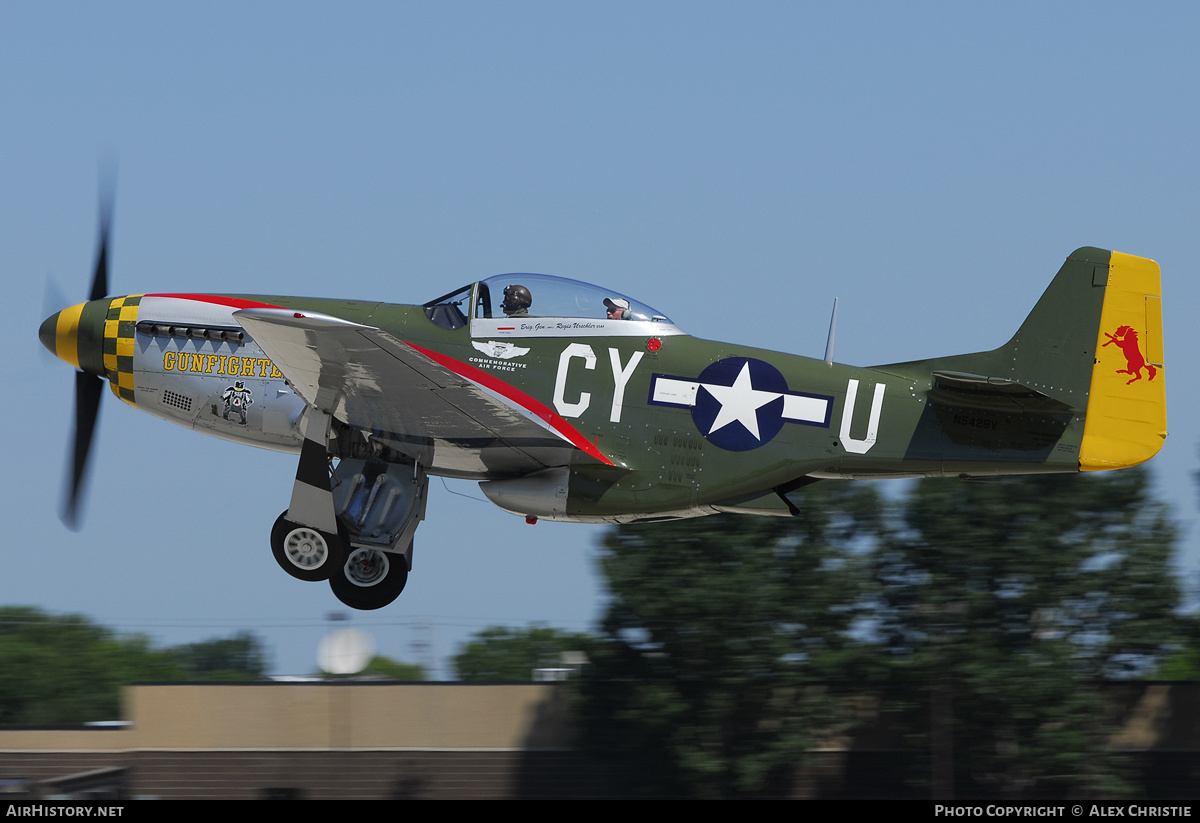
647 358 833 451
691 358 788 451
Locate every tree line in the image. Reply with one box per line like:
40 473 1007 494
454 468 1192 798
0 610 270 725
0 609 431 727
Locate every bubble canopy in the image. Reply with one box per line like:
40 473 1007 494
424 273 683 337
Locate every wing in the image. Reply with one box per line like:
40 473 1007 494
233 308 611 477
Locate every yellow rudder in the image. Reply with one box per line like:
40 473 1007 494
1079 251 1166 470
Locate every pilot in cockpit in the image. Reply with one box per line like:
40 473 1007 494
501 284 532 317
604 297 631 320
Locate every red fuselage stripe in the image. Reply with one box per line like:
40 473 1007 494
145 294 284 310
403 342 614 466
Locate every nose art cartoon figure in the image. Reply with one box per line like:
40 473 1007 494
221 380 253 424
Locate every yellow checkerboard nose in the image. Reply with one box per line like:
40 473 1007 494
101 295 141 404
40 297 141 404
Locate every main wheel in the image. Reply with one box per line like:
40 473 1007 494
271 512 345 582
329 547 409 610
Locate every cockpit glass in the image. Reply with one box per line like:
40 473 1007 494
422 285 471 330
473 273 672 324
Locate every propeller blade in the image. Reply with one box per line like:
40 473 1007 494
63 371 104 530
61 169 117 528
89 184 113 302
59 168 117 529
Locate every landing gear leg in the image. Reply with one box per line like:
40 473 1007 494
270 408 344 581
286 409 339 533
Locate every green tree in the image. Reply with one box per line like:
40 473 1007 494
578 481 882 797
0 608 274 725
1153 611 1200 680
1163 457 1200 680
170 631 270 681
361 655 426 681
873 468 1180 798
0 607 183 724
453 625 593 682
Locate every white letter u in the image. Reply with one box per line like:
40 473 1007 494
840 379 885 454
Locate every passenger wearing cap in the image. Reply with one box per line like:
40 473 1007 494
605 297 631 320
502 284 532 317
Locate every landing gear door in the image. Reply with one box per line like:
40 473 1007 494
332 459 428 567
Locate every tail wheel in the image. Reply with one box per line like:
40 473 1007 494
271 512 345 582
329 547 409 610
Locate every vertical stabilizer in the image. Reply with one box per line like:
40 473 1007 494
874 247 1167 474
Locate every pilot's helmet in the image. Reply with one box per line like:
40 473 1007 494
604 297 631 320
502 284 532 314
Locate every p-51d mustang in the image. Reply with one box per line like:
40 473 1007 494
40 212 1166 610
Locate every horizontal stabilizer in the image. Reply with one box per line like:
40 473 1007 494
928 370 1075 415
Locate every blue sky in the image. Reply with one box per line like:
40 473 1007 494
4 3 1198 678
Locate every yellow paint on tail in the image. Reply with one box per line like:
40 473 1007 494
1079 251 1167 470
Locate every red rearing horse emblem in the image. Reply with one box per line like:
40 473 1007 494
1103 325 1158 385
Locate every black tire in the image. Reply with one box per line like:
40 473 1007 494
329 547 409 610
270 512 345 582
